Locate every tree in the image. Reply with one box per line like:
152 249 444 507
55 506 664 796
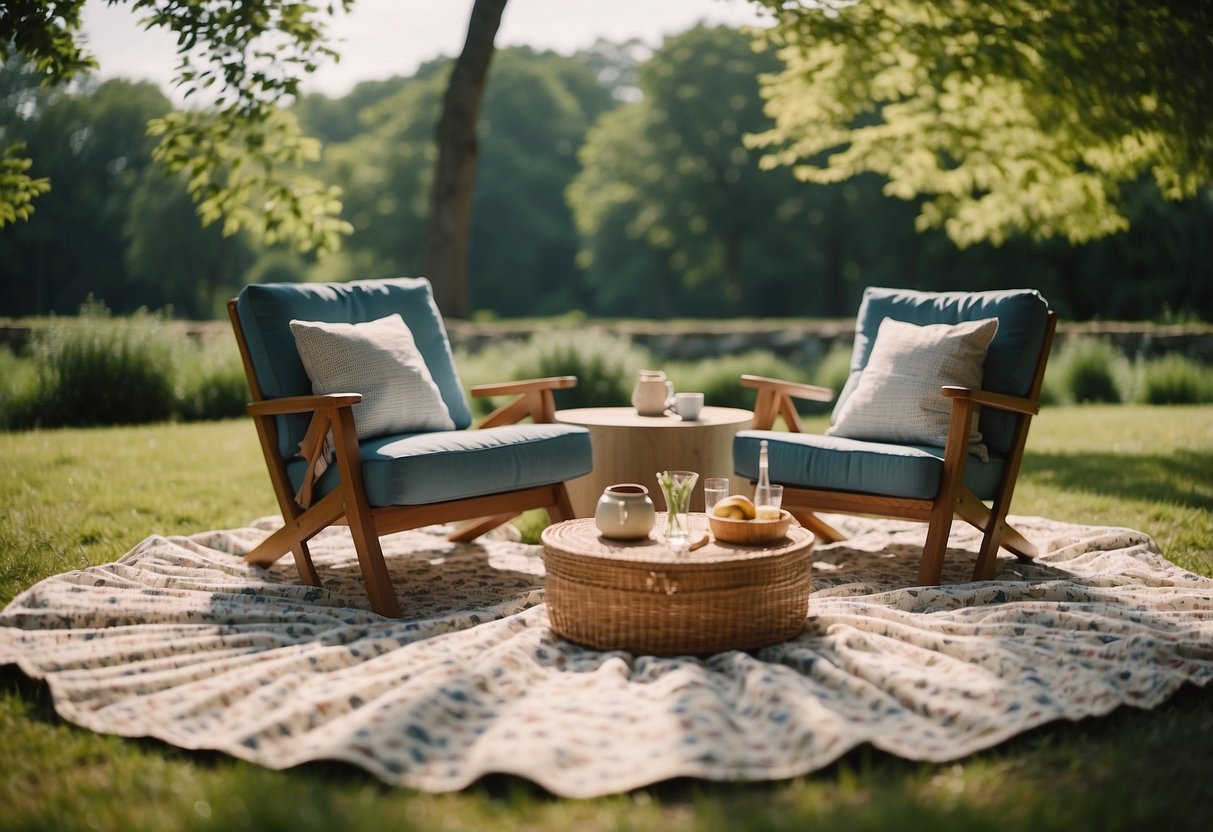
1 0 352 253
569 25 826 317
420 0 508 318
747 0 1213 248
0 68 252 317
468 47 614 316
3 0 517 316
294 48 613 316
0 74 170 314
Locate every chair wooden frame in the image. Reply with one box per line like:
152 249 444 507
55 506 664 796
742 310 1056 585
228 300 579 617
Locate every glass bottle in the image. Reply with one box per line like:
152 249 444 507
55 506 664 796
754 439 771 508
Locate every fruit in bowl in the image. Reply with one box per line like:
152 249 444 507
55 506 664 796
709 496 792 544
711 495 756 520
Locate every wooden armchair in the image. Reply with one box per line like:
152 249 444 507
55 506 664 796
229 277 593 617
735 287 1056 585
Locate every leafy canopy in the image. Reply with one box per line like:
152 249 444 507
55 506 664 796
747 0 1213 246
0 0 353 252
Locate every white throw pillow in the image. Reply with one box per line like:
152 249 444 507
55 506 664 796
289 314 455 441
827 316 999 460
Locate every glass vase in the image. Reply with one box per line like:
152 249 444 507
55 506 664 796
657 469 698 552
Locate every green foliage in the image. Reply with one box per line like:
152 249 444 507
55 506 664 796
0 0 95 86
0 347 37 429
569 25 831 317
1045 337 1129 404
25 300 179 427
1132 354 1213 405
814 342 855 395
0 74 254 317
502 329 653 410
302 46 614 315
303 72 444 283
4 16 1213 323
469 48 615 316
749 0 1213 249
1 305 248 428
149 108 352 256
666 351 809 412
131 0 355 254
173 336 249 422
0 141 50 226
1 0 353 253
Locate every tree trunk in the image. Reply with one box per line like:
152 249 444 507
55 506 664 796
419 0 508 319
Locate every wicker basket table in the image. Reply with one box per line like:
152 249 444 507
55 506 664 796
541 516 813 656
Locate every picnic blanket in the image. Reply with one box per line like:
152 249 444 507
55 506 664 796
2 515 1211 798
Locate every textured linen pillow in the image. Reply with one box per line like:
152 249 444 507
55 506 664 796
827 316 999 460
289 313 455 441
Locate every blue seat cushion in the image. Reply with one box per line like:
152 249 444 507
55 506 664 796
734 430 1005 502
236 277 473 459
837 287 1049 455
287 423 593 508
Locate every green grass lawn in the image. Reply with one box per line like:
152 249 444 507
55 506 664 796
2 405 1211 831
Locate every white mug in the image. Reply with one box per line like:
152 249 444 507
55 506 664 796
669 391 704 421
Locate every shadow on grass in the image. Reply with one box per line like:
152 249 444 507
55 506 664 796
1020 449 1213 510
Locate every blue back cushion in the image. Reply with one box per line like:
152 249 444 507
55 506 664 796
834 287 1050 455
236 278 473 459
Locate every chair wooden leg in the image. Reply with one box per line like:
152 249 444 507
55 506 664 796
449 513 517 542
245 490 345 567
918 510 954 586
290 542 321 586
972 505 1038 581
331 409 401 618
787 508 846 543
345 513 400 617
997 523 1038 560
549 483 577 524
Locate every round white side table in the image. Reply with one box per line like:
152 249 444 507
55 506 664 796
554 406 754 517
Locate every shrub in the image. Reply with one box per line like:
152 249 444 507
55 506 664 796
813 342 854 398
1134 354 1213 404
493 328 654 412
25 301 178 427
174 336 250 421
0 348 38 429
666 351 813 412
1047 337 1127 404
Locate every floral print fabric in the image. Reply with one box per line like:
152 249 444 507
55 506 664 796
2 515 1211 798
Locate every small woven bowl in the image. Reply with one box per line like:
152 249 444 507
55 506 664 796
709 509 793 544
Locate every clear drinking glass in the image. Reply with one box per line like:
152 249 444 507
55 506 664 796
703 477 730 514
764 484 784 510
657 470 699 551
756 483 784 520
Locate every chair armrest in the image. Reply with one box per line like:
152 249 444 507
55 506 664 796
741 374 833 432
247 393 362 417
474 376 578 427
942 386 1039 416
470 376 577 397
740 374 834 403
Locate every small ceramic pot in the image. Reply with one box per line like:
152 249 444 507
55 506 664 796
595 483 656 540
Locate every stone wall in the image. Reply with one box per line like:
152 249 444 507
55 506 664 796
3 319 1212 364
444 319 1213 364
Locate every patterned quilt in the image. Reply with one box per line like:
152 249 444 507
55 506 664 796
2 515 1211 798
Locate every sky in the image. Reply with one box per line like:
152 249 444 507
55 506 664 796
80 0 773 100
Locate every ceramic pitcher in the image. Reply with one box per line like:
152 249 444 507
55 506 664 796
631 370 674 416
595 484 656 540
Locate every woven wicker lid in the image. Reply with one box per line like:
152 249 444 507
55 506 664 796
541 516 810 566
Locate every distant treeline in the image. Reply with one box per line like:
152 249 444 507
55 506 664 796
2 25 1210 322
